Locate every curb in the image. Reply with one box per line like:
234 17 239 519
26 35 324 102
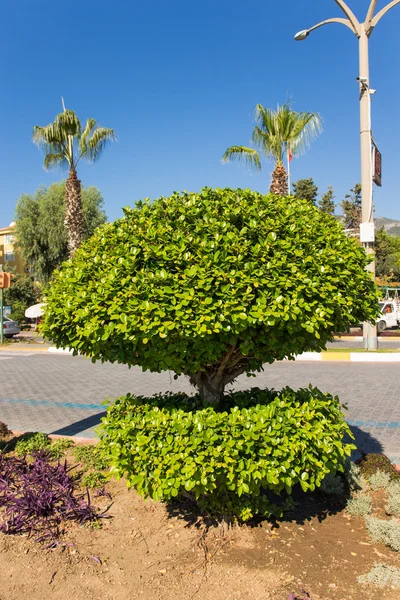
9 430 97 444
48 347 75 355
295 352 400 362
334 336 400 342
0 345 50 353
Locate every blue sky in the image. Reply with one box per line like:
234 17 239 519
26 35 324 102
1 0 399 225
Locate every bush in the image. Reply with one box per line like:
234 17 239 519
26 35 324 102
15 432 51 457
344 460 367 492
358 563 400 588
0 422 11 437
73 445 109 471
43 187 379 406
99 386 354 521
346 493 373 516
358 453 400 482
9 300 29 328
319 471 345 496
369 470 391 491
81 472 108 489
0 450 107 546
385 482 400 517
365 516 400 552
49 438 74 459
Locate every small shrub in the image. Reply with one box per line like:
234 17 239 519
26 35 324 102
49 438 74 460
320 471 344 496
365 516 400 552
0 450 108 546
357 563 400 588
0 422 11 437
346 493 373 516
73 445 109 471
81 471 108 489
99 386 355 522
15 432 51 457
344 459 368 492
385 482 400 517
358 453 400 481
369 470 391 491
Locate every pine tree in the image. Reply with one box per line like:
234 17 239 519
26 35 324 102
318 186 335 215
292 177 318 205
341 184 362 230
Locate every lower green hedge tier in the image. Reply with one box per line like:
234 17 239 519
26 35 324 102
99 386 354 522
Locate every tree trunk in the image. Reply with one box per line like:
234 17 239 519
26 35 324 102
189 371 225 406
270 162 288 196
189 346 250 407
65 167 85 257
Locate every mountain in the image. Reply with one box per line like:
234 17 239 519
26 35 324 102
375 217 400 237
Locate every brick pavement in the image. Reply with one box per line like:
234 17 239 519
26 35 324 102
0 353 399 461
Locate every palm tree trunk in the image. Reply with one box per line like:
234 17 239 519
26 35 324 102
65 167 85 256
270 162 288 196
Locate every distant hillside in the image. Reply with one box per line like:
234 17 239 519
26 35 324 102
375 217 400 237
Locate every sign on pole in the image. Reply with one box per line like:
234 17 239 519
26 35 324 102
372 141 382 187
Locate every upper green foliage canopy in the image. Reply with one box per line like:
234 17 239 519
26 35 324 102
44 187 379 379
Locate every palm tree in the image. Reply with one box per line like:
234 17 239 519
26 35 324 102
33 105 115 256
222 102 322 196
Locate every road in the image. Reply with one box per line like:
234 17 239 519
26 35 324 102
0 351 399 461
327 338 400 350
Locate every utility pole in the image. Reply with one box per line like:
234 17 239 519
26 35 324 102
294 0 400 350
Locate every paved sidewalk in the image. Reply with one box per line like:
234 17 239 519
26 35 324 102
0 353 399 461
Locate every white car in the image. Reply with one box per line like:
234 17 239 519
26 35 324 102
2 317 20 338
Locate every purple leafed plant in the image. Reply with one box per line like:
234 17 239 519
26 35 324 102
0 450 109 546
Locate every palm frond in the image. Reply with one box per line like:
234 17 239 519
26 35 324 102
43 153 69 171
33 110 82 168
79 118 97 155
81 127 116 163
251 124 282 163
288 111 323 156
222 146 261 170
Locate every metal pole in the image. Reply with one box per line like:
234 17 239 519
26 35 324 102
359 30 377 350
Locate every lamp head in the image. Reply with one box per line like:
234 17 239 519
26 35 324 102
294 30 309 41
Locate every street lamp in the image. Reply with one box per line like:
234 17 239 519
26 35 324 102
295 0 400 351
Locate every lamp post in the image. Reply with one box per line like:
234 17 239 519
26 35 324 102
295 0 400 351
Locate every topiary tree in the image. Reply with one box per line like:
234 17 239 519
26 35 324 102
43 187 379 406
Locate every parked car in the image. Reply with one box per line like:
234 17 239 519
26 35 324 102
2 317 20 338
376 300 400 333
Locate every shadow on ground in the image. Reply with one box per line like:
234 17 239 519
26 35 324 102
347 424 383 457
50 412 107 437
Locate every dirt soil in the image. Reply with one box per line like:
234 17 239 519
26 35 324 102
0 478 399 600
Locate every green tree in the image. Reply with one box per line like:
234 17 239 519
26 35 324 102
2 271 40 325
318 186 335 215
341 184 362 231
14 182 106 283
33 107 115 256
3 274 39 308
43 187 379 406
222 102 322 195
292 178 318 205
375 227 400 281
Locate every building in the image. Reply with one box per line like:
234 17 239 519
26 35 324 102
0 222 26 275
